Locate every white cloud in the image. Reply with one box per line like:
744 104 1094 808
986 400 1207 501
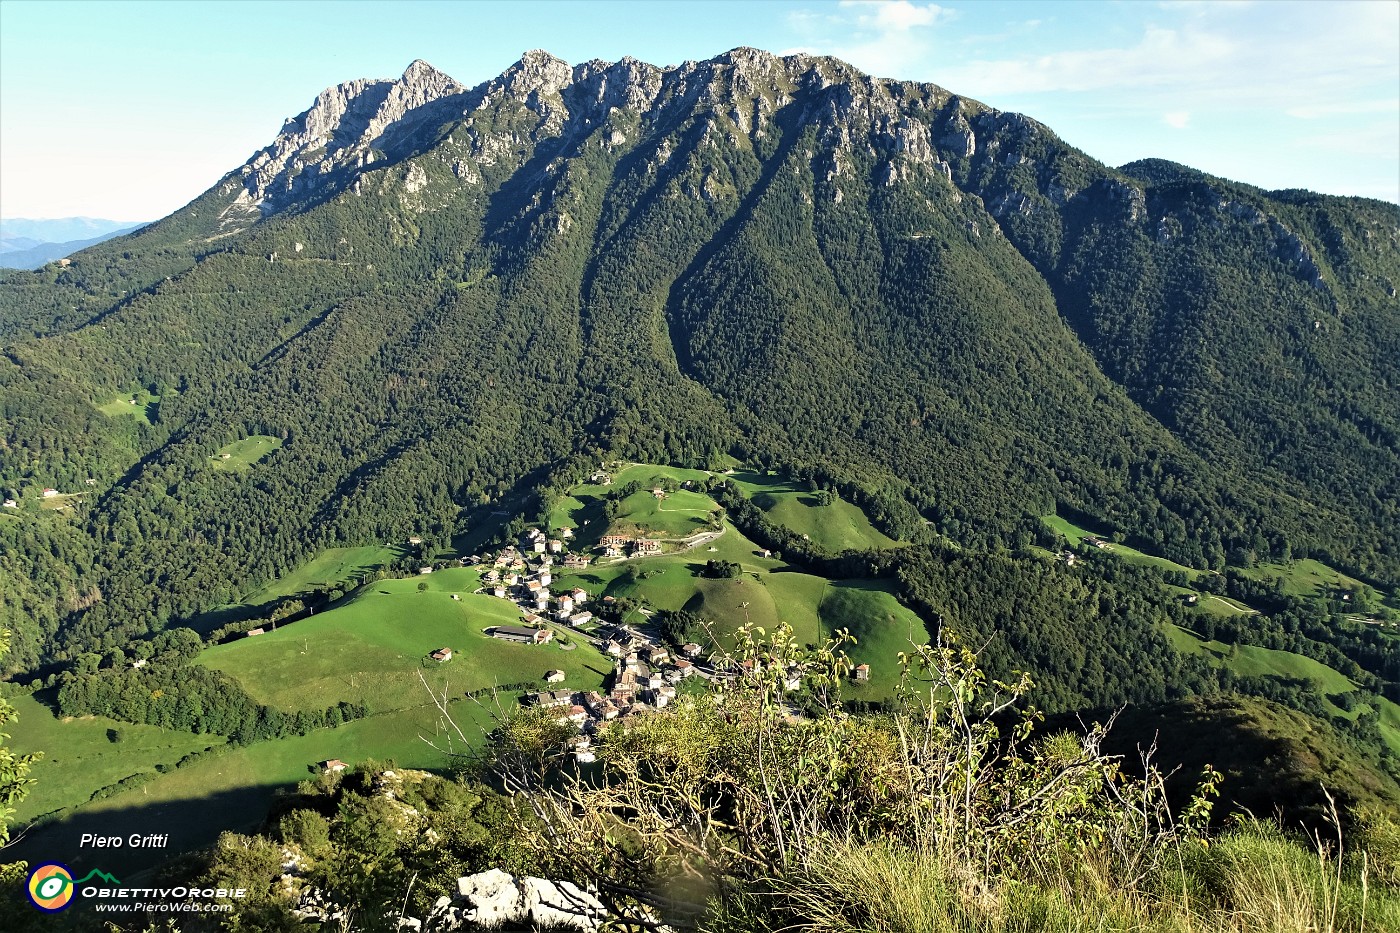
783 2 951 78
1163 111 1191 129
838 0 950 32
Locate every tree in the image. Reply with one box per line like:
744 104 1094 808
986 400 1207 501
1 630 39 882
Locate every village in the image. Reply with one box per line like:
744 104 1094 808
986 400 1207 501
418 516 871 765
421 522 717 758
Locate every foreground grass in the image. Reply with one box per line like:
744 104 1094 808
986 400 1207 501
730 822 1399 933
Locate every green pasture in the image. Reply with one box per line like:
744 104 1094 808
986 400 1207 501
1165 584 1254 617
199 568 609 714
727 470 900 552
244 545 403 605
1164 625 1354 694
8 691 220 823
1043 514 1201 579
550 464 719 545
97 388 160 424
820 580 927 699
556 521 918 699
13 700 501 877
210 434 282 471
1238 557 1388 605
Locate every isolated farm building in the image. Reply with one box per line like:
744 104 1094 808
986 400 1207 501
492 625 553 645
321 759 349 773
246 627 266 637
408 535 423 545
430 647 454 662
41 488 59 498
419 566 434 575
545 669 567 684
2 499 16 508
853 663 871 682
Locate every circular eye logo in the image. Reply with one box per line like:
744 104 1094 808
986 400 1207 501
27 862 76 912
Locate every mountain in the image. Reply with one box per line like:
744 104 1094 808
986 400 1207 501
0 48 1396 720
0 216 146 245
0 225 147 270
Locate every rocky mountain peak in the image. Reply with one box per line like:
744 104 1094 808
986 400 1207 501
227 60 468 220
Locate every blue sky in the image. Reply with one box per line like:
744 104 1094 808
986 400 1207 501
1 0 1396 220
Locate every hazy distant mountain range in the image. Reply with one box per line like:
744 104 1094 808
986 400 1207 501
0 217 147 269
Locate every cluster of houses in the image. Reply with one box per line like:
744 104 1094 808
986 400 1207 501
523 637 710 761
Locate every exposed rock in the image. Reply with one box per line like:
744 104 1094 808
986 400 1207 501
454 868 606 931
233 59 468 215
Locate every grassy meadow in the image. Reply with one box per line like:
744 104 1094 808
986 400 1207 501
210 434 282 471
1043 513 1203 579
12 699 503 878
200 568 610 713
9 691 220 823
96 388 160 424
727 470 901 552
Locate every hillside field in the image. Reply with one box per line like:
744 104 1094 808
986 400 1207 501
727 470 901 552
11 698 500 878
200 568 610 713
1043 514 1202 579
8 691 220 823
210 434 282 471
96 388 160 424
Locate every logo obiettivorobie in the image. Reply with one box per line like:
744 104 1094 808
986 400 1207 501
26 863 121 912
26 862 76 912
